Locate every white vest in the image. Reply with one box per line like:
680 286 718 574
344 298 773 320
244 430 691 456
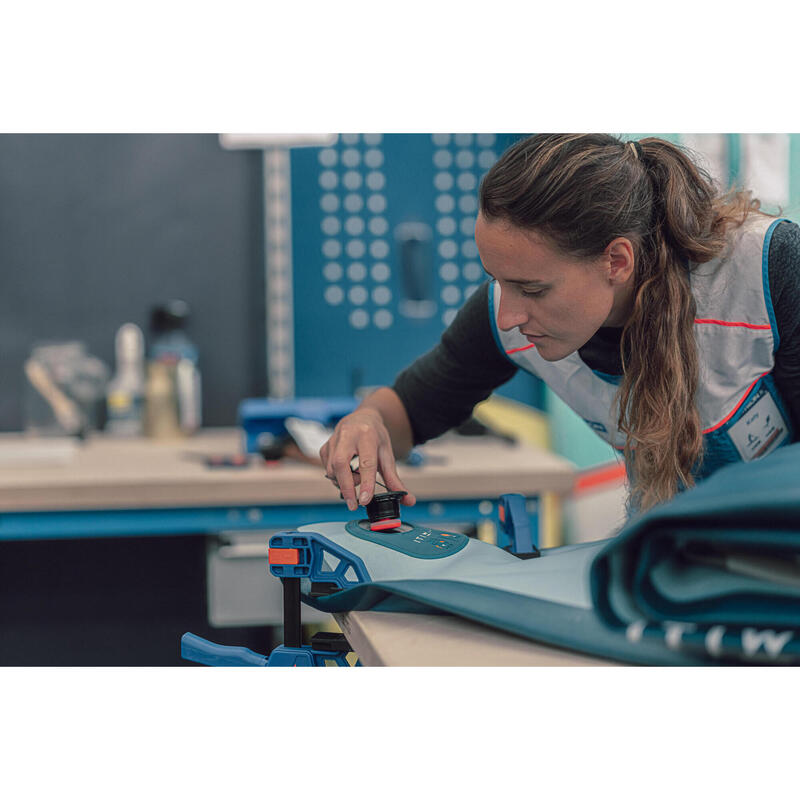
490 215 794 478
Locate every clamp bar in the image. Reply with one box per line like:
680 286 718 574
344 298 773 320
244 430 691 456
283 577 302 649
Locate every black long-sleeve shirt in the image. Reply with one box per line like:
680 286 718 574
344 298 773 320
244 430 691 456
394 220 800 444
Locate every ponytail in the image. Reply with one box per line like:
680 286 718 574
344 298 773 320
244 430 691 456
619 138 767 510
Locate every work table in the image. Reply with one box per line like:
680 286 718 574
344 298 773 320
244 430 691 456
0 427 575 512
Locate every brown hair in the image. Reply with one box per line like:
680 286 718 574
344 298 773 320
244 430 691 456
479 133 766 511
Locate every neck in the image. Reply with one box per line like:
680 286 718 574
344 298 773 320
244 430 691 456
603 281 636 328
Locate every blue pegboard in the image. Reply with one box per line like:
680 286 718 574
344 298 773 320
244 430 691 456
289 133 543 408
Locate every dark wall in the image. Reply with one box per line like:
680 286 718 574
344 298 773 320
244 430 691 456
0 134 266 430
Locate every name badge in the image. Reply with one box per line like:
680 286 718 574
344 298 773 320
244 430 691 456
727 385 789 461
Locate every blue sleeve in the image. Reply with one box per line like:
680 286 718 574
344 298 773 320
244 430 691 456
769 220 800 433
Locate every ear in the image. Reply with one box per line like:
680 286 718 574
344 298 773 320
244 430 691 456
604 237 635 284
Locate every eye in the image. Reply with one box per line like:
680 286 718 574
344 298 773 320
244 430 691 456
520 287 546 298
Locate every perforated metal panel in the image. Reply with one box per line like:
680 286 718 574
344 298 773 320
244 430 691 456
289 133 542 405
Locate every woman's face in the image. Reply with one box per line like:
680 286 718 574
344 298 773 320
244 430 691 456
474 213 634 362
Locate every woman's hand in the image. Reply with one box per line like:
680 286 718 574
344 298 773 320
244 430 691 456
320 407 416 511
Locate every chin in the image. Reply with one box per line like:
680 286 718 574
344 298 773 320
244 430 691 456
535 342 574 362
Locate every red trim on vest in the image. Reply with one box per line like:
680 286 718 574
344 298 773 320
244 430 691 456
694 318 771 330
505 343 536 354
574 462 627 494
702 371 771 434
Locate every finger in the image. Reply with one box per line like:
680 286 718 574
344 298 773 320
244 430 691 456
324 470 361 485
324 468 362 494
321 440 337 483
355 450 379 507
324 472 347 490
332 454 359 511
378 445 416 506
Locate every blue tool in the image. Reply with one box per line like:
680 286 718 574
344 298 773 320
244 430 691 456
238 396 358 454
181 531 369 667
496 493 541 559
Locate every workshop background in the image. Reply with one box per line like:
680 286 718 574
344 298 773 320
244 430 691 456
2 133 799 665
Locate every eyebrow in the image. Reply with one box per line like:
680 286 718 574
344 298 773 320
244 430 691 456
483 269 548 286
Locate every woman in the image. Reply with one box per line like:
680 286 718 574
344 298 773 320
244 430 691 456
321 134 800 515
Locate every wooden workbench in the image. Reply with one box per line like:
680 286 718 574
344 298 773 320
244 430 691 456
0 428 575 512
334 610 615 666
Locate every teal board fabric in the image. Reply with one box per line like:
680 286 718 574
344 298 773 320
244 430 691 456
296 445 800 664
590 442 800 663
300 523 718 664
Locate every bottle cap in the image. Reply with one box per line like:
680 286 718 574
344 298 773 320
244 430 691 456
151 300 190 332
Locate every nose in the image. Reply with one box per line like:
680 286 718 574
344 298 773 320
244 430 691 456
496 289 529 332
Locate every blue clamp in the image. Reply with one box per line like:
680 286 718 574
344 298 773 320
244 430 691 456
496 493 540 558
181 530 369 668
268 531 371 588
180 633 353 667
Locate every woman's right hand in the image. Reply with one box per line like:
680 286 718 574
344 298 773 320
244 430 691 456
320 407 416 512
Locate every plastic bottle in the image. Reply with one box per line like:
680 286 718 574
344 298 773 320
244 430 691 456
106 323 146 436
149 300 202 434
144 361 182 439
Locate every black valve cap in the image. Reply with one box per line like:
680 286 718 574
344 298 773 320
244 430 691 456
338 488 408 530
365 491 407 528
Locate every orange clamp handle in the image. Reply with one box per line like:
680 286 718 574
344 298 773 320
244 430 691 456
268 548 300 565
